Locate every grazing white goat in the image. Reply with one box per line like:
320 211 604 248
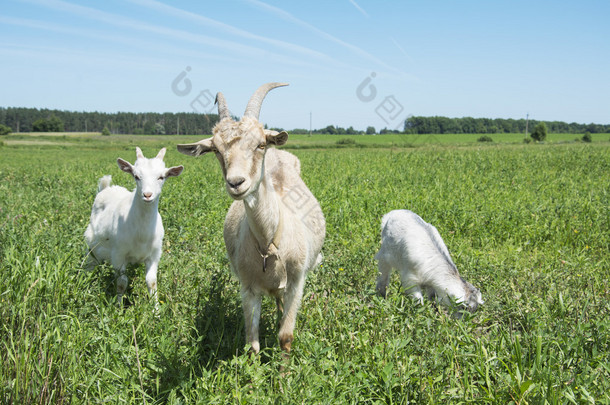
375 210 483 316
177 83 325 354
84 147 183 308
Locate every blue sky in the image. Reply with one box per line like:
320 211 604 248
1 0 609 131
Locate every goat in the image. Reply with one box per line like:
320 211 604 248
375 209 483 316
177 83 325 354
84 147 183 309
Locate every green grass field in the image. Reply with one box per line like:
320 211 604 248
1 133 609 403
3 131 609 149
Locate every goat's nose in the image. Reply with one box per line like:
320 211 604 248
143 191 153 199
227 176 245 189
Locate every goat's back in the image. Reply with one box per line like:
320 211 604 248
377 210 456 272
90 185 132 217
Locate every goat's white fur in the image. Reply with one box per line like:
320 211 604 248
375 210 483 315
84 147 183 309
177 83 325 353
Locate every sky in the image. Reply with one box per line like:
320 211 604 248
1 0 609 131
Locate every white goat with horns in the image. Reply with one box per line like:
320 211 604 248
177 83 325 354
84 147 184 309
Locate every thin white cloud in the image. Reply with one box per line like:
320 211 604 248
348 0 369 18
0 15 246 65
390 36 414 65
20 0 366 75
20 0 302 65
244 0 405 75
127 0 335 63
0 41 170 72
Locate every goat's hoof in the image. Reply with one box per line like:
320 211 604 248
279 335 293 353
246 342 260 356
376 287 387 299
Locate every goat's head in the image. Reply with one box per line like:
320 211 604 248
459 278 484 314
117 147 184 203
177 82 288 200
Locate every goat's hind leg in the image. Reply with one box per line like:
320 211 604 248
400 270 424 305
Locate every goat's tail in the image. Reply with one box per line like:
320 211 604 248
97 175 112 193
380 212 392 233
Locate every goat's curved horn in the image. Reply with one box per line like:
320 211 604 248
215 92 231 121
243 82 289 119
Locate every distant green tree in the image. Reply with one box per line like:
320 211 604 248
32 115 64 132
154 123 165 135
366 126 376 135
32 118 48 132
530 122 548 142
0 124 12 135
47 115 64 132
582 132 592 143
101 126 111 136
323 125 336 135
143 121 155 134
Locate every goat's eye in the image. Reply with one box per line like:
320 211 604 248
134 175 141 181
257 143 266 150
158 176 164 181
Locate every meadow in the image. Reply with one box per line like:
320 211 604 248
1 133 609 403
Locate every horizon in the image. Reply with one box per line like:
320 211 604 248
2 0 609 131
2 106 608 132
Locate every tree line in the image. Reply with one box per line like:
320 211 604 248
403 116 609 134
0 107 607 135
0 107 219 135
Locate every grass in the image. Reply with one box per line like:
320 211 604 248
3 131 610 149
1 134 609 403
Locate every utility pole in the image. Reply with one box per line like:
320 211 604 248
177 116 180 135
525 113 529 139
309 111 312 137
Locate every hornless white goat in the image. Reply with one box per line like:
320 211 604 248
375 210 483 316
177 83 325 354
84 147 183 308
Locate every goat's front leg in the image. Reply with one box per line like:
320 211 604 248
145 258 160 312
241 288 262 354
278 273 305 353
375 258 392 298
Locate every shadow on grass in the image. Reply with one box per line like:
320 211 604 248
191 268 280 365
152 266 281 399
192 268 245 368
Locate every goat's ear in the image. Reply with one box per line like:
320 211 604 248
135 147 144 160
117 158 134 174
177 138 215 157
165 165 184 178
155 148 167 160
265 130 288 146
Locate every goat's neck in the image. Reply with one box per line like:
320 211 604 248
243 175 281 250
128 193 159 225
